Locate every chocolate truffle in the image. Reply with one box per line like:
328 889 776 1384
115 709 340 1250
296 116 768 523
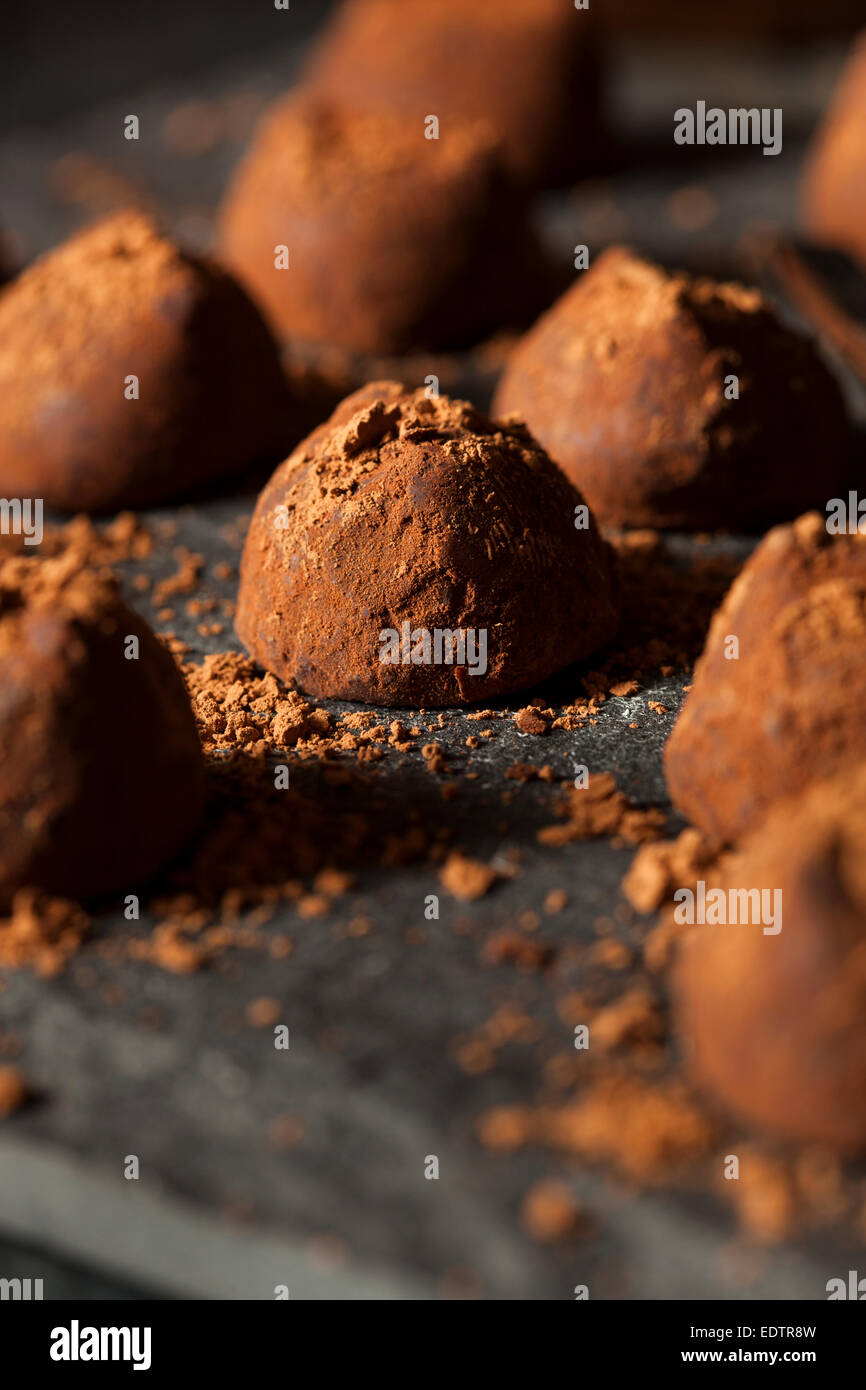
0 553 204 905
665 513 866 843
493 248 851 531
675 766 866 1150
0 211 293 512
236 382 619 706
301 0 604 189
219 96 553 356
802 31 866 270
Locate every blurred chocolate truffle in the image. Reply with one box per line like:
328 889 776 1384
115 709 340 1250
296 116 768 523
220 96 554 356
493 248 851 530
665 513 866 842
301 0 604 189
0 553 204 905
675 766 866 1150
236 381 619 706
802 31 866 270
0 212 293 512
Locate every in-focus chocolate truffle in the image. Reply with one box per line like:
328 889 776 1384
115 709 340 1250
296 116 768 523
665 513 866 843
236 382 619 706
493 248 851 531
0 212 293 512
675 766 866 1150
802 31 866 269
220 96 553 357
301 0 604 190
0 553 204 904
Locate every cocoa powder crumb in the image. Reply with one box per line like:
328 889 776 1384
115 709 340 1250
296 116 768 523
725 1150 798 1244
0 892 90 977
440 852 498 902
544 889 569 914
153 548 204 605
520 1181 583 1243
538 773 666 848
589 988 664 1052
514 707 550 736
544 1074 716 1182
245 997 281 1028
483 932 555 971
622 829 720 915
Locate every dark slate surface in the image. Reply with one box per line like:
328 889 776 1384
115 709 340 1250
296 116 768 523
0 11 864 1299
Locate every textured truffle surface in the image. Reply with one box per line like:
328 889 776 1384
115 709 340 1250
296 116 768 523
675 765 866 1150
802 31 866 269
0 553 205 904
0 212 293 512
301 0 604 189
236 382 619 706
220 96 553 356
493 248 851 530
665 513 866 842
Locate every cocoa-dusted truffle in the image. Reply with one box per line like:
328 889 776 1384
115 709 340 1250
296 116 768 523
301 0 603 190
236 382 619 706
802 31 866 269
665 513 866 843
219 95 554 356
0 211 293 512
493 248 851 531
0 553 204 905
675 766 866 1150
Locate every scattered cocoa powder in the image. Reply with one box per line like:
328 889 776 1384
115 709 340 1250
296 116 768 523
537 773 666 847
245 997 281 1028
0 893 90 977
478 1073 716 1185
514 707 550 736
1 454 852 1253
589 988 664 1052
724 1150 799 1244
622 828 721 915
439 853 498 902
543 889 568 914
520 1180 583 1243
543 1074 717 1183
483 932 555 971
182 651 333 756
